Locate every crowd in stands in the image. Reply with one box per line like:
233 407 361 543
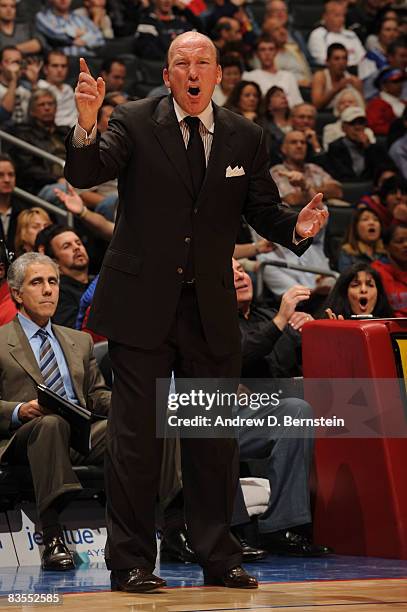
1 0 407 569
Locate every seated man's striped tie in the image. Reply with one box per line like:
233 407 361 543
37 329 67 398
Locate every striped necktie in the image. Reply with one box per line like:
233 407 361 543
37 329 67 398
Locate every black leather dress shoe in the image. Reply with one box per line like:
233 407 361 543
160 528 198 563
233 531 268 562
41 536 75 571
111 568 167 592
204 565 258 589
261 530 333 557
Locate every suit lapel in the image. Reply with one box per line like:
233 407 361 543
196 105 235 208
153 96 194 198
52 325 84 405
8 318 43 385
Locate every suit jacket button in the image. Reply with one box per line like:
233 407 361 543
184 237 191 243
177 267 183 274
193 208 198 214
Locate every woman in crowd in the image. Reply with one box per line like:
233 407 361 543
323 88 373 149
14 207 52 257
225 80 263 122
358 175 407 229
322 262 393 320
364 17 400 72
372 224 407 317
337 208 387 272
259 86 291 161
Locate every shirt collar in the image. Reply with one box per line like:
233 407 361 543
18 312 54 341
173 98 214 134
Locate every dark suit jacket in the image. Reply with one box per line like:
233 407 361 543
323 137 389 182
0 317 111 462
64 96 310 355
0 196 25 254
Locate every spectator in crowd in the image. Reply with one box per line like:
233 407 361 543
346 0 393 45
372 224 407 315
108 0 145 37
212 17 242 53
271 130 342 207
206 0 260 51
100 58 127 95
0 252 110 571
134 0 197 60
37 50 77 128
323 106 389 181
262 17 311 86
323 88 375 149
243 35 303 106
0 45 31 124
363 37 407 100
311 43 364 111
323 261 393 319
0 0 45 55
0 237 16 325
212 54 242 106
14 207 52 257
366 67 406 135
225 80 262 122
308 0 366 69
337 208 387 272
55 103 118 222
359 174 407 228
363 17 400 73
35 224 92 328
259 85 291 162
0 153 24 253
290 103 324 159
264 0 311 63
36 0 105 57
12 89 69 195
258 234 337 316
389 111 407 178
74 0 114 40
233 258 332 555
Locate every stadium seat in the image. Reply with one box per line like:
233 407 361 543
341 181 373 204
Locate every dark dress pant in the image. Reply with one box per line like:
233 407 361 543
4 414 106 517
105 286 243 575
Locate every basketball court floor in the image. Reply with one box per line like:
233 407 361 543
0 556 406 611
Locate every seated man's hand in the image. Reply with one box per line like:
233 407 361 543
289 311 314 331
273 285 311 331
18 400 45 422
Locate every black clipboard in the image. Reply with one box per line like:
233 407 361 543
37 384 92 456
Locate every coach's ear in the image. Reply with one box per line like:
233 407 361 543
163 67 170 90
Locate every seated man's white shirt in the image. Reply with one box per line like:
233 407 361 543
308 26 366 68
258 229 331 296
242 69 303 107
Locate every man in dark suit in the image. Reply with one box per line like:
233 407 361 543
64 31 328 593
0 252 110 571
322 106 389 182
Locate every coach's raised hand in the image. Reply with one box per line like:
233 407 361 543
75 57 105 133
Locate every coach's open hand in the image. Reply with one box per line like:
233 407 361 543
295 192 328 239
75 57 105 133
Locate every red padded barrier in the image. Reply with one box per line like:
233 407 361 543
302 319 407 558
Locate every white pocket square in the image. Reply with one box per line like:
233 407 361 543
226 165 245 178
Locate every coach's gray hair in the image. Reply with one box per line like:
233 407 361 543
7 253 59 304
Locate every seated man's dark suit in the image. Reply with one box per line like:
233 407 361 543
0 316 110 521
322 136 389 182
64 95 311 576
